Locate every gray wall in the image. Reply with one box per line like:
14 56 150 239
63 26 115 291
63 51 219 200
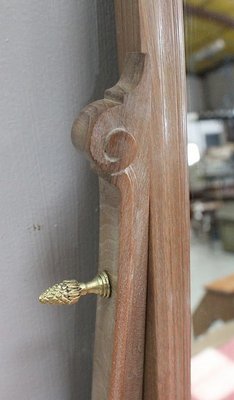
0 1 117 399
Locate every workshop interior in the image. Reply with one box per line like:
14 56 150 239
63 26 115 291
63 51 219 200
185 1 234 399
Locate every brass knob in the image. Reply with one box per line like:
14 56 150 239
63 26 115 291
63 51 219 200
39 271 111 305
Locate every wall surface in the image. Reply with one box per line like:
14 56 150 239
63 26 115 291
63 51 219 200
0 1 117 399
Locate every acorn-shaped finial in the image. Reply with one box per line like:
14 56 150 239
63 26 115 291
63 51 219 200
39 272 111 305
39 280 82 305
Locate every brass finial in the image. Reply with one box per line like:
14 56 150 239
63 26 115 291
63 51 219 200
39 271 111 305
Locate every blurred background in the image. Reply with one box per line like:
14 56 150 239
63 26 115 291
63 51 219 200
185 1 234 399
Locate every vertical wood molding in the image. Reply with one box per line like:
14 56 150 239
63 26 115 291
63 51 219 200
114 2 141 72
144 2 190 398
114 1 191 399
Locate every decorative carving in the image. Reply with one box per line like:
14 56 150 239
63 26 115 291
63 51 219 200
71 52 146 177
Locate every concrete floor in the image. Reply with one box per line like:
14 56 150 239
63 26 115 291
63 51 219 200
191 234 234 311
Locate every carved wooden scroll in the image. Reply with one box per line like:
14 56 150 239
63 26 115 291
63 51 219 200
72 53 150 400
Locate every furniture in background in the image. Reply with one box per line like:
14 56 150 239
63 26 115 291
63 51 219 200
193 274 234 337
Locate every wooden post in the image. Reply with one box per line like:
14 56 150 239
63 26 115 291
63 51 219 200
72 0 190 398
115 1 191 399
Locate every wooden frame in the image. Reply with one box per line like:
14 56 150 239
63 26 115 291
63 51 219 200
114 2 190 398
72 0 190 399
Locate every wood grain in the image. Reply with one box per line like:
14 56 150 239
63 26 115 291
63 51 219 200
114 1 191 399
72 53 151 400
72 0 190 397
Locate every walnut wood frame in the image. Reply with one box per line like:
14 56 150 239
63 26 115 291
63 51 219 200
115 2 190 398
72 1 190 399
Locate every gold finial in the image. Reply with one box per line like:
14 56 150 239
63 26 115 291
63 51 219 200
39 271 111 305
